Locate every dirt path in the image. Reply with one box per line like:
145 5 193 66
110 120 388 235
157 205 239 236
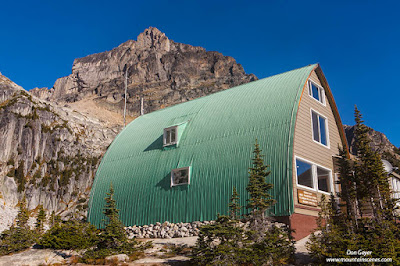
294 234 313 265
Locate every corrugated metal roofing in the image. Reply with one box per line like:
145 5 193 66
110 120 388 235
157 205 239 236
88 64 317 227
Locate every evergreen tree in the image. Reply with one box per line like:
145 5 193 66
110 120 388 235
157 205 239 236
98 183 128 249
246 139 275 219
16 196 29 229
192 183 294 265
48 211 61 228
307 107 400 263
35 205 46 233
49 211 56 228
192 214 247 265
307 195 357 262
337 147 358 231
83 183 140 261
0 195 36 255
192 188 247 265
228 187 241 220
354 106 394 221
15 161 26 192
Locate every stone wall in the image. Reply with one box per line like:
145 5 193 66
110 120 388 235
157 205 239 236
125 220 287 239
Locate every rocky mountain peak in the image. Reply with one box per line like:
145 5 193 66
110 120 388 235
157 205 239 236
136 27 170 51
0 73 24 104
0 74 23 90
31 27 257 127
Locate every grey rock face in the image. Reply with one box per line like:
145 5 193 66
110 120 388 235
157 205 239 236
344 124 400 172
344 125 399 156
0 75 118 225
31 27 257 124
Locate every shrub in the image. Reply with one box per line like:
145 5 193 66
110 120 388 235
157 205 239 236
192 210 294 265
39 220 98 250
0 197 36 255
7 158 15 166
0 227 37 256
35 205 46 234
82 184 141 261
192 141 295 265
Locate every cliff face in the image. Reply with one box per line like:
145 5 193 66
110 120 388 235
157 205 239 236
344 124 400 171
31 27 257 125
0 74 118 229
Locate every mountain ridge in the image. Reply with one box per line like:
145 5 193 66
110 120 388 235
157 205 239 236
31 27 257 127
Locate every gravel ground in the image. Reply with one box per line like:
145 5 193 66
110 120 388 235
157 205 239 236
0 235 312 265
0 248 70 266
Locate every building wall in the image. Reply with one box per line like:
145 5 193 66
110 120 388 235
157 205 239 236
292 70 343 216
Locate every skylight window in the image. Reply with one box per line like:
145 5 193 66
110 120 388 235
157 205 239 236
308 80 325 105
164 126 177 146
171 167 190 187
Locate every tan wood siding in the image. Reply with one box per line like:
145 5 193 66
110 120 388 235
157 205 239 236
292 70 344 215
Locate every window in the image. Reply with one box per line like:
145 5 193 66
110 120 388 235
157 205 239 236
317 167 330 192
311 110 328 146
296 159 313 188
296 157 333 193
164 126 177 146
308 80 325 105
171 167 190 187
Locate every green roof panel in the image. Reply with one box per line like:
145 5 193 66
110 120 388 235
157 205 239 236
88 64 317 227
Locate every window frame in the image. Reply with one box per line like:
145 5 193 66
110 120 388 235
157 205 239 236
295 156 333 195
308 79 326 106
171 166 191 187
316 165 332 194
163 126 178 146
310 109 330 148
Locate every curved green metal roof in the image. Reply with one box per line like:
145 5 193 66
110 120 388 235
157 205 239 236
88 64 317 227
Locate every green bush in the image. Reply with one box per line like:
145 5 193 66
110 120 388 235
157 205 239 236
82 184 142 261
7 158 15 166
39 220 98 250
192 216 294 265
0 197 36 255
307 195 400 264
192 141 295 265
0 227 37 256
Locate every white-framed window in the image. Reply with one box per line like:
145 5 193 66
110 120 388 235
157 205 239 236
163 126 178 146
308 80 325 105
317 166 330 193
295 157 333 194
171 166 190 187
311 109 329 147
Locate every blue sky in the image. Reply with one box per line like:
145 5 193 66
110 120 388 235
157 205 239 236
0 0 399 146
